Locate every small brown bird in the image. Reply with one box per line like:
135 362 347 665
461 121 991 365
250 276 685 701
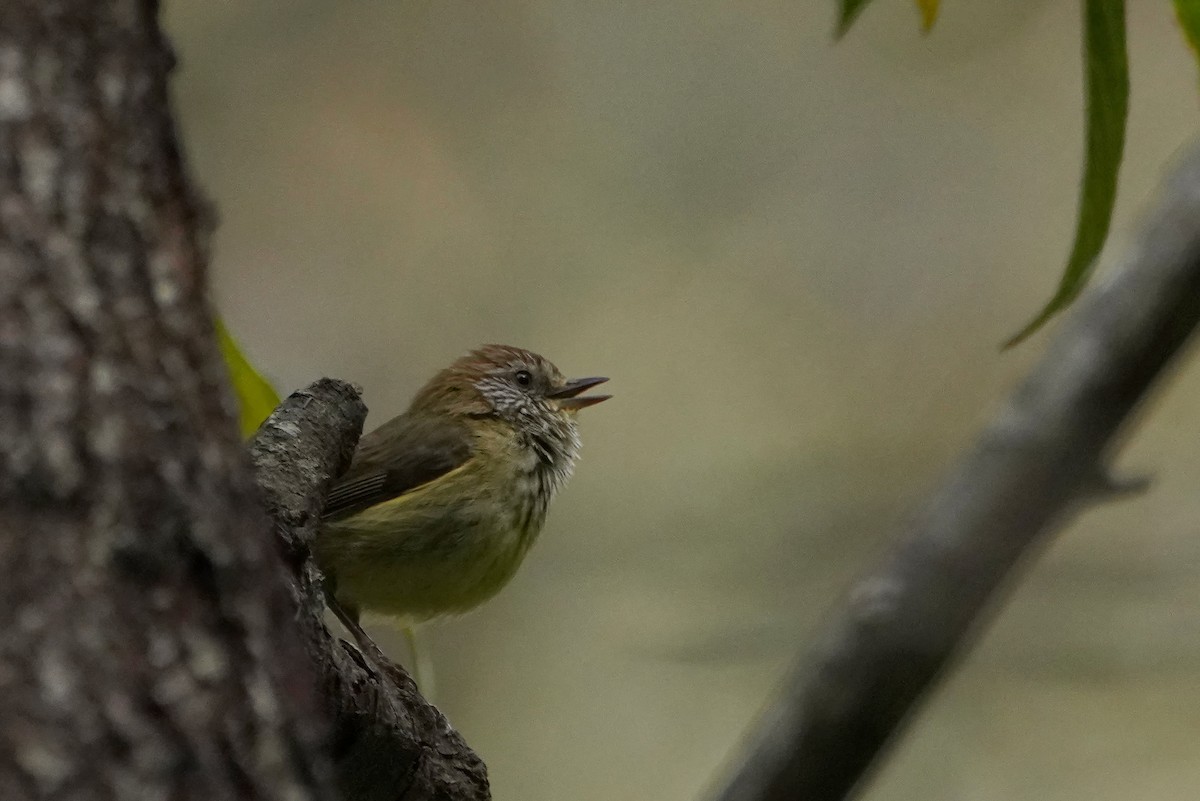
315 344 609 626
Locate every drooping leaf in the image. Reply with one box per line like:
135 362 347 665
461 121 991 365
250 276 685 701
916 0 940 32
216 317 281 438
836 0 877 38
1174 0 1200 67
837 0 938 37
1005 0 1127 348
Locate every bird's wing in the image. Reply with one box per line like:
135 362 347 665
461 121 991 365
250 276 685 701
321 413 474 522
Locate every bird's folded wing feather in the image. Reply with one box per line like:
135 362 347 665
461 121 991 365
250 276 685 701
321 413 475 521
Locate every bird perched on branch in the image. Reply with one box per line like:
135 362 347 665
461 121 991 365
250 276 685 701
315 344 609 627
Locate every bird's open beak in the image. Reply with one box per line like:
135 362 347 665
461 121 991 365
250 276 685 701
548 376 611 410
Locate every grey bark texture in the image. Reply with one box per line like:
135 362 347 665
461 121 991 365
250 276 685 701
248 379 490 801
0 2 331 800
708 141 1200 801
0 3 488 800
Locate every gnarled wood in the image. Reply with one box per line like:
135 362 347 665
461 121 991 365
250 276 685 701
249 379 490 801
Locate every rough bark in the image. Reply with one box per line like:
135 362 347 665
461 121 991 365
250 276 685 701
0 2 326 799
0 3 490 800
248 379 490 801
708 141 1200 801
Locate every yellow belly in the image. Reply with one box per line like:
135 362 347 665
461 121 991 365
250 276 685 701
315 464 545 623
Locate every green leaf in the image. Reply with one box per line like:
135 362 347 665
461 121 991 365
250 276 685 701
916 0 940 32
1005 0 1128 348
216 317 280 438
835 0 877 38
837 0 938 37
1174 0 1200 66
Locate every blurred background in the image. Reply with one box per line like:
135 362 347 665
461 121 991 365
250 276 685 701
166 2 1200 799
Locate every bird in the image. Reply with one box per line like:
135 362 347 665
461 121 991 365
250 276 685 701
315 344 609 628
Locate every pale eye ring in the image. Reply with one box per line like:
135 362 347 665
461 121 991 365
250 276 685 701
514 369 533 387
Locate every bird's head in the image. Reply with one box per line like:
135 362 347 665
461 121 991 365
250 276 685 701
410 345 610 435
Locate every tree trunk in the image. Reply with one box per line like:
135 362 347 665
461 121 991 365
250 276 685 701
0 2 331 798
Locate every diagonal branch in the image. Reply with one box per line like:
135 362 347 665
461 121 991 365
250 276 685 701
708 141 1200 801
249 379 490 801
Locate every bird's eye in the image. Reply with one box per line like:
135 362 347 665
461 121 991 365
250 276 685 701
514 369 533 387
